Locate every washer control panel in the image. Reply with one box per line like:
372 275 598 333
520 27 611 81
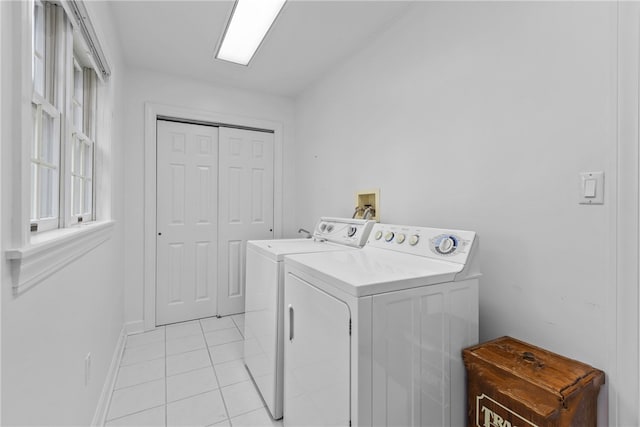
368 223 476 263
313 217 375 247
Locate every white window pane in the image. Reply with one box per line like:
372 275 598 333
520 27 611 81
73 104 82 131
40 111 58 165
73 62 84 132
72 137 82 174
33 1 45 97
31 163 38 220
83 179 92 216
83 143 93 178
72 176 82 216
39 166 57 218
34 2 44 54
74 64 83 101
31 103 38 155
34 57 45 97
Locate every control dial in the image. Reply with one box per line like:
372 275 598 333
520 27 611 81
434 234 459 255
347 225 357 237
384 232 395 242
319 222 327 232
326 224 334 232
439 237 454 253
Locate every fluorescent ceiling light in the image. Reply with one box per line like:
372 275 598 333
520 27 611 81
216 0 287 66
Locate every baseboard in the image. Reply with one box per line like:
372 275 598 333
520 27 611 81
91 326 127 427
125 319 145 335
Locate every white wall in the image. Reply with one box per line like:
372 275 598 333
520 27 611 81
122 68 295 331
0 1 126 425
294 2 630 425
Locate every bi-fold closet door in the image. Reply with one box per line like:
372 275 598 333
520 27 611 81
156 120 274 326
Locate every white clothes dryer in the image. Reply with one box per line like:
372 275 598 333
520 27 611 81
244 217 375 420
283 223 480 427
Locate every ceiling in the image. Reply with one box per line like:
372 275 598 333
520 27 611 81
108 0 414 97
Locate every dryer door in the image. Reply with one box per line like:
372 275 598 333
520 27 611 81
284 272 351 427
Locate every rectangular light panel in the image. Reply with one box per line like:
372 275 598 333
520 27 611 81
216 0 287 66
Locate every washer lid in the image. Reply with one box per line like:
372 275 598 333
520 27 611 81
284 247 464 297
247 238 356 261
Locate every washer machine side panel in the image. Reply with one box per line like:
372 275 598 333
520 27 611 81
244 247 281 418
371 279 479 427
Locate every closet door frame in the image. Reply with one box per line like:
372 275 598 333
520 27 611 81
142 102 284 332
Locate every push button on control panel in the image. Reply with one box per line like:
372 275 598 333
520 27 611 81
409 235 420 246
384 232 395 242
374 230 383 240
396 233 406 244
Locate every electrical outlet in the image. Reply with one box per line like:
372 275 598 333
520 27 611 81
85 353 91 386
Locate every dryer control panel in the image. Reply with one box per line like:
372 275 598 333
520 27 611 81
367 223 477 265
313 217 375 248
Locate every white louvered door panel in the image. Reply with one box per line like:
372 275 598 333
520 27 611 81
156 121 218 325
218 127 274 316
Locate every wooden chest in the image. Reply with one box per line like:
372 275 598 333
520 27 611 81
463 336 605 427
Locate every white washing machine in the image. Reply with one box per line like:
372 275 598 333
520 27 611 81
244 217 375 420
283 223 480 427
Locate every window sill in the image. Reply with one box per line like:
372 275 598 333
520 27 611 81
5 220 115 294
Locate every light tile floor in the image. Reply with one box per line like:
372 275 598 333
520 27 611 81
105 314 283 427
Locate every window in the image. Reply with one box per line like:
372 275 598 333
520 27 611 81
29 0 98 232
70 60 96 223
6 0 114 292
30 0 61 232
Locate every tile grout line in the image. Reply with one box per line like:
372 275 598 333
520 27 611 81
227 315 277 424
106 330 166 424
104 403 166 424
200 318 233 425
223 315 270 423
104 335 127 423
119 356 165 368
112 375 164 393
167 363 216 379
123 329 164 349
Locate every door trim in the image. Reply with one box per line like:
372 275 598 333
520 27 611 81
143 102 284 331
610 3 640 426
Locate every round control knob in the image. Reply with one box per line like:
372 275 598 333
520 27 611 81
326 224 334 232
396 233 406 244
347 225 357 237
409 235 420 246
319 223 327 232
438 237 455 253
384 232 395 242
374 231 383 240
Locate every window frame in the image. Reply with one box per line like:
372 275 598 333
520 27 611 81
28 0 100 233
30 94 61 232
6 0 114 294
29 0 64 233
69 129 94 223
66 52 97 226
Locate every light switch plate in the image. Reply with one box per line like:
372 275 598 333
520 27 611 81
579 171 604 205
